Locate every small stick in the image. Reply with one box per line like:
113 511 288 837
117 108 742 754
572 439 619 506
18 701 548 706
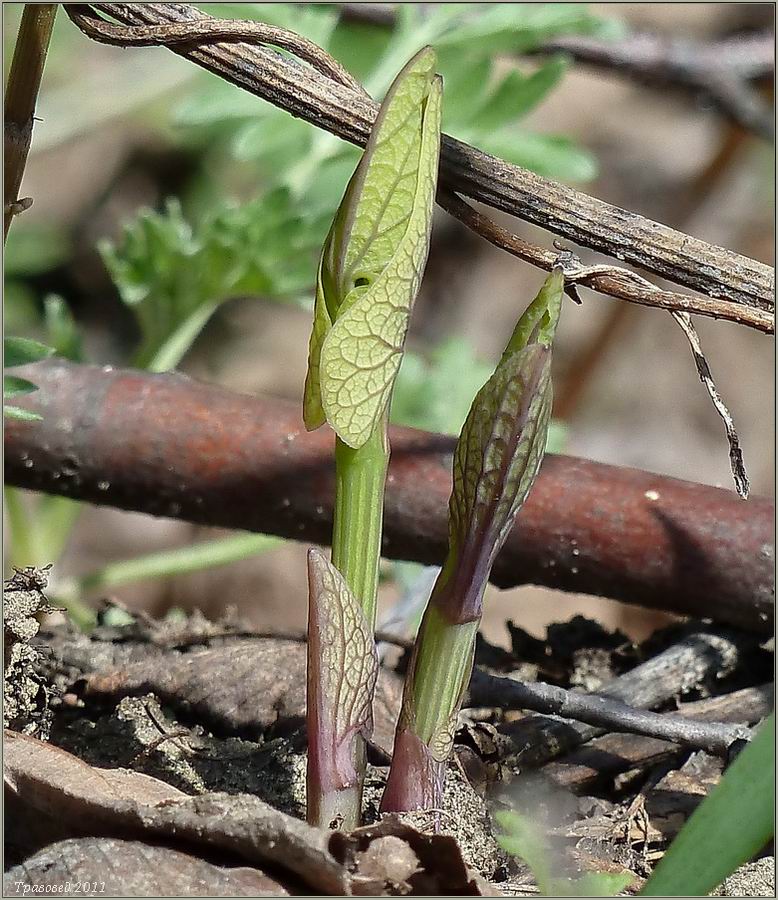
671 311 749 498
466 670 753 757
493 627 760 767
545 684 774 792
437 191 773 334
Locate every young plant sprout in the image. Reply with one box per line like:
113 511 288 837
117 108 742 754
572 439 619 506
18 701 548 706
303 48 442 828
381 269 565 813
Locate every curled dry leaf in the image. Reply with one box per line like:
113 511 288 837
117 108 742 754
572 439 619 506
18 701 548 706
332 815 492 896
5 731 492 895
4 837 289 897
4 730 348 895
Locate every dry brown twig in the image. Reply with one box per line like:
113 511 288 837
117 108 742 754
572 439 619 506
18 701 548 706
532 31 775 141
62 2 765 495
64 2 774 334
466 669 753 758
4 4 57 240
671 312 749 498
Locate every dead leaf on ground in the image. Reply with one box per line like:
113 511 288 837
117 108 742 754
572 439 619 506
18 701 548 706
333 816 493 896
4 730 348 895
4 836 289 897
5 731 491 896
80 638 402 750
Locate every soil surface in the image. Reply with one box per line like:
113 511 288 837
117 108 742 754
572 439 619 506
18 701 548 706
4 570 774 896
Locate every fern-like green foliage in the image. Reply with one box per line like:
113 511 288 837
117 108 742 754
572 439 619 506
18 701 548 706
100 193 326 371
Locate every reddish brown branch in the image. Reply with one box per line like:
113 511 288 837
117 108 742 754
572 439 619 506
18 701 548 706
5 360 773 634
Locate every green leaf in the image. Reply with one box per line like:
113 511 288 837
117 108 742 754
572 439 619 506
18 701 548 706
437 270 565 620
3 405 42 422
471 56 568 132
4 375 38 400
101 193 322 372
504 267 565 355
434 4 620 54
641 715 774 897
306 547 379 790
445 342 552 619
495 809 633 896
484 131 598 182
44 295 83 362
303 48 442 448
4 337 54 368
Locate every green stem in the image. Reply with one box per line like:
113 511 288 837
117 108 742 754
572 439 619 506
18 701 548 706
309 420 389 828
381 601 478 812
411 604 478 744
143 301 218 373
58 532 280 597
331 420 389 627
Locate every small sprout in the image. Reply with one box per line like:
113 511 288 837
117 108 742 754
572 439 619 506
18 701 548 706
306 548 378 830
304 48 442 829
381 270 564 813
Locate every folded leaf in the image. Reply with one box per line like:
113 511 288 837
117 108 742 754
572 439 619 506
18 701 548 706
437 341 552 623
306 548 379 802
303 48 442 448
502 266 564 357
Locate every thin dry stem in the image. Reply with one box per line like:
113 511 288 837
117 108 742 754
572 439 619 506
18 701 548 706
4 4 57 240
67 2 774 333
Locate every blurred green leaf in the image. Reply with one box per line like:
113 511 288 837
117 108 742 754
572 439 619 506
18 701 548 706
4 405 42 422
484 130 598 181
100 193 323 371
4 375 38 399
4 223 70 277
641 715 774 897
4 336 54 368
470 56 568 132
44 295 83 362
393 335 568 455
392 338 495 436
496 809 633 896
